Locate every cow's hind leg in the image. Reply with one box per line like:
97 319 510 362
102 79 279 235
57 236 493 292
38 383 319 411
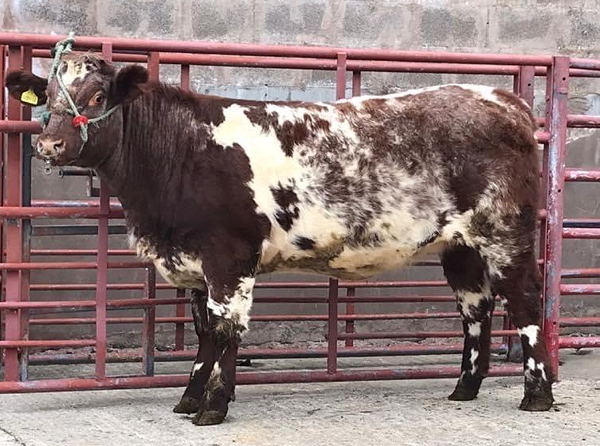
441 245 494 401
495 255 554 411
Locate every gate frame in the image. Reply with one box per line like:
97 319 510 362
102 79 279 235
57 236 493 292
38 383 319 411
0 32 599 392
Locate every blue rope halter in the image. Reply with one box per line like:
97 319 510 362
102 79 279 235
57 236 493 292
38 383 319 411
42 32 121 157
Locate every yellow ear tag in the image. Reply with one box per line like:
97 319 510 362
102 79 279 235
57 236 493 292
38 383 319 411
20 88 39 105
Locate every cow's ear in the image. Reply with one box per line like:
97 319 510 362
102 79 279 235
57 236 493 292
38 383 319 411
112 64 148 104
5 70 48 106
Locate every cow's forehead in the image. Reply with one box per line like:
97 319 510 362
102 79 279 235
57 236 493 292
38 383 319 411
58 53 110 86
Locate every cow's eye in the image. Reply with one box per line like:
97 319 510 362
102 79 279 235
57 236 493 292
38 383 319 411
89 92 105 106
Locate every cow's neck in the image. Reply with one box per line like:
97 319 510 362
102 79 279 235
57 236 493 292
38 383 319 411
94 87 204 236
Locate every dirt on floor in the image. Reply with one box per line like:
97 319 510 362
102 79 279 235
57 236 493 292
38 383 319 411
0 350 598 446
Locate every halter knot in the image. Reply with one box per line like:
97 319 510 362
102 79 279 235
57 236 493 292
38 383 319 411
72 115 89 128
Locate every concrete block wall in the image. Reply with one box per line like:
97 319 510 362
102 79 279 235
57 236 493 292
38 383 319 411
2 0 600 347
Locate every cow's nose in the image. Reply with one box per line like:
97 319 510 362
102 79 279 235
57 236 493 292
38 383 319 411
37 138 64 157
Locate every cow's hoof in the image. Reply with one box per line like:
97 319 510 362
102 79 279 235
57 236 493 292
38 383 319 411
519 394 554 411
192 410 227 426
173 396 201 414
448 386 478 401
448 379 480 401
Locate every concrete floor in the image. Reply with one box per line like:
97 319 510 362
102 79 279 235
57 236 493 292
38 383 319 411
0 350 598 446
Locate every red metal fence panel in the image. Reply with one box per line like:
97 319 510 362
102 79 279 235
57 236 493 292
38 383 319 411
0 32 599 392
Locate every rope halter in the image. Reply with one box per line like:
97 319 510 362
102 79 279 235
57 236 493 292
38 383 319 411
44 32 121 156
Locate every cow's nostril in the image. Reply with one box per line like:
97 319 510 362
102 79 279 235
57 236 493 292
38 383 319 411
53 140 65 151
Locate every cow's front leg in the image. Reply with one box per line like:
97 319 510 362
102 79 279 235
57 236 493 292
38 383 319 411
191 276 254 425
173 286 213 415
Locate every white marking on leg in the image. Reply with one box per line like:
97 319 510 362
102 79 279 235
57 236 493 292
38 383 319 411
468 322 482 337
207 298 226 316
537 362 547 381
470 348 479 374
456 291 485 318
525 357 547 381
191 362 204 377
223 277 255 329
518 325 540 347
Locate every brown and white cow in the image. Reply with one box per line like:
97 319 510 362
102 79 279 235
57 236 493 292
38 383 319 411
6 53 554 425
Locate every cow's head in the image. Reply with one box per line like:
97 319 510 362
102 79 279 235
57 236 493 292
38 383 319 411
5 53 148 167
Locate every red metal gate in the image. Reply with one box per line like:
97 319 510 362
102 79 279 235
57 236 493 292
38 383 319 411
0 32 599 392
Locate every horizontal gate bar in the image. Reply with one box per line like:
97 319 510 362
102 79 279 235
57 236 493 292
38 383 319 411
559 337 600 348
0 365 524 394
335 330 517 340
0 32 554 65
560 284 600 295
559 317 600 327
0 339 96 348
565 168 600 182
0 261 148 270
28 343 508 365
562 228 600 239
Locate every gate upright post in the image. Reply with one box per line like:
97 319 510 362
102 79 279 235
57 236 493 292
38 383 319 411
336 52 347 100
505 66 537 361
3 45 24 381
327 278 339 374
174 63 191 351
544 56 569 379
142 266 156 376
327 52 347 374
19 45 33 380
95 42 113 379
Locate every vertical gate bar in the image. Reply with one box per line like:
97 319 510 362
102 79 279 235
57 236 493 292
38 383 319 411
544 56 569 379
181 64 190 91
95 42 113 379
336 52 347 100
505 65 537 360
174 63 190 351
148 51 160 82
344 287 356 348
327 278 339 374
517 66 535 108
0 45 5 306
174 288 186 350
541 71 553 287
142 266 156 375
4 45 24 381
351 71 361 97
19 45 33 380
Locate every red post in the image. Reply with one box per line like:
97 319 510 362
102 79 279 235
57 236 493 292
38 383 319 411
174 288 186 350
18 45 33 380
344 287 356 347
181 64 190 91
327 278 339 374
142 266 156 375
147 51 160 81
0 45 4 349
505 65 537 360
543 56 570 379
3 45 24 381
174 63 190 352
517 66 535 107
352 71 361 97
336 52 347 100
94 42 113 379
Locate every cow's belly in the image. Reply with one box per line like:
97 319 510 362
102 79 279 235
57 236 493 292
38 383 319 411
131 235 205 288
259 229 447 280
